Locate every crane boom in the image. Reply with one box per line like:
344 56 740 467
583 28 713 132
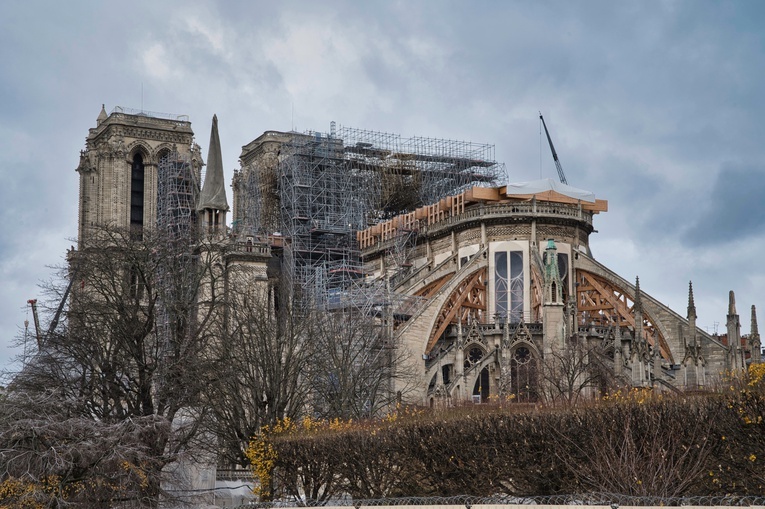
27 299 42 348
539 113 568 185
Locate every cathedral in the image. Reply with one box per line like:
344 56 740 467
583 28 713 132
74 105 762 409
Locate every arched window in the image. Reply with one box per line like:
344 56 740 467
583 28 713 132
510 345 538 402
131 153 145 232
495 250 524 321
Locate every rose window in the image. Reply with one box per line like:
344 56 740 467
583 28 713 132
514 346 531 365
465 346 484 368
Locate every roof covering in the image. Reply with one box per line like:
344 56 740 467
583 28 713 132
505 178 596 203
197 114 230 212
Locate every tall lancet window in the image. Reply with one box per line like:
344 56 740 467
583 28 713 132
495 251 524 321
131 153 145 231
509 251 524 320
495 252 509 318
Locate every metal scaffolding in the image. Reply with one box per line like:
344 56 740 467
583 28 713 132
156 150 199 242
338 125 503 222
278 132 371 310
239 125 503 316
155 150 200 356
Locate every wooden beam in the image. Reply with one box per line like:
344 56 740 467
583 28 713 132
426 268 487 354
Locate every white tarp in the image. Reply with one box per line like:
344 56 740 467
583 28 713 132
505 178 596 203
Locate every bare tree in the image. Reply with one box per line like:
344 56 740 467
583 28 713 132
3 225 222 507
309 311 407 421
539 336 614 405
205 261 315 468
553 398 716 497
205 252 417 469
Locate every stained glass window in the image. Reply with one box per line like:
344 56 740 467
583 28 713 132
496 250 524 322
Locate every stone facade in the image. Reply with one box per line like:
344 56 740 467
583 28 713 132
357 185 759 404
74 106 761 410
75 106 202 246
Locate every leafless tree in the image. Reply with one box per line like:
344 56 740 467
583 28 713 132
539 336 614 405
204 261 316 468
553 398 716 497
308 311 408 421
3 225 222 507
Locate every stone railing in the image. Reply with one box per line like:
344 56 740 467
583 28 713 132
362 200 592 255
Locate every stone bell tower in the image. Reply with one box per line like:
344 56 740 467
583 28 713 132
75 105 202 246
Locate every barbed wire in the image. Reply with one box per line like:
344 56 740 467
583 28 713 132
235 492 765 508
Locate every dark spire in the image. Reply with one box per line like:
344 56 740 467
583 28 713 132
687 281 696 319
197 114 230 212
634 276 642 312
752 305 759 337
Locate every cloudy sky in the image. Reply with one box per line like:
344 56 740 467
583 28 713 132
1 0 764 370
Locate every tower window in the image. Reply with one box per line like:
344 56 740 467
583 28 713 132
131 153 145 233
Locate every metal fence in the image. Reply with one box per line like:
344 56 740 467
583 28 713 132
235 493 765 507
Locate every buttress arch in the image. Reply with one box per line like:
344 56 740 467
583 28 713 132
425 266 488 354
575 269 674 363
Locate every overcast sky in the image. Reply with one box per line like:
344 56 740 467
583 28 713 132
1 0 764 371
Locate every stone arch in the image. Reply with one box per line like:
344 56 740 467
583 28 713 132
155 143 176 164
127 140 153 165
461 347 497 402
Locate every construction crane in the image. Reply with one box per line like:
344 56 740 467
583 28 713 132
27 298 42 348
539 112 568 185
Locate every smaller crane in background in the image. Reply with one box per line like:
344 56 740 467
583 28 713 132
27 298 42 348
539 112 568 185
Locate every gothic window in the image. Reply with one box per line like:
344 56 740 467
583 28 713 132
510 251 524 320
465 346 484 369
509 345 538 402
127 264 144 299
557 253 569 302
496 250 524 321
514 346 531 364
495 252 509 318
442 364 452 386
130 153 145 231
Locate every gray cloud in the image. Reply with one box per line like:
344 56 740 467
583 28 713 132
684 164 765 245
2 0 765 369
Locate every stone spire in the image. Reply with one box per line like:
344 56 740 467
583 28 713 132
686 281 698 352
198 114 230 213
542 239 565 350
752 305 759 337
634 276 643 314
727 290 743 370
751 305 762 364
631 276 648 386
633 276 644 343
543 239 563 305
97 104 108 125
